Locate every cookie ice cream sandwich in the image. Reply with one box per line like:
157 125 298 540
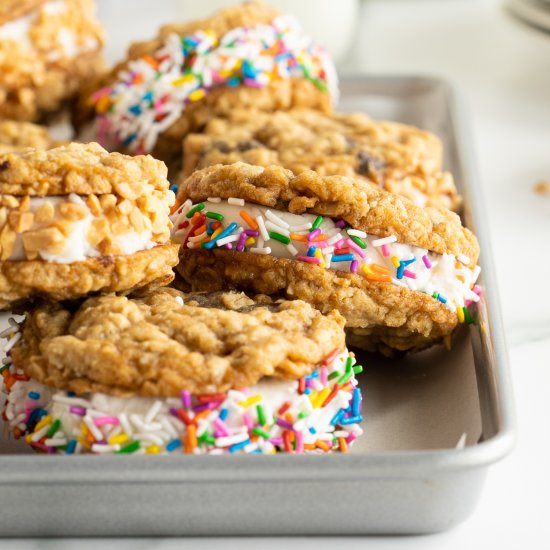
74 1 337 168
0 142 179 309
2 288 363 455
0 0 104 121
173 163 481 355
182 108 460 210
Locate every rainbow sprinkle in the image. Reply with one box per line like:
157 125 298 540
171 198 482 314
1 322 362 455
89 14 338 154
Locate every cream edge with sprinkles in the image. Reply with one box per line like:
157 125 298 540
89 14 338 154
170 197 482 320
0 320 363 455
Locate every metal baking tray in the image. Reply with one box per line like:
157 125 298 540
0 76 515 536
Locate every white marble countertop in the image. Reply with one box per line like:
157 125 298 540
6 0 550 547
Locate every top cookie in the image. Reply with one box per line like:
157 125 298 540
179 162 479 264
74 1 336 166
0 142 169 197
182 108 459 210
11 287 346 396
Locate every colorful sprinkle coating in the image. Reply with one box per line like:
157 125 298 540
1 323 362 455
89 14 338 153
171 198 482 315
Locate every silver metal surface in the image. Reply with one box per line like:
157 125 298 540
0 76 515 536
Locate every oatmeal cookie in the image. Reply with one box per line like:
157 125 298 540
2 289 363 454
0 142 176 309
172 163 482 353
74 1 336 168
177 249 457 354
182 109 460 210
0 0 105 121
0 141 170 196
11 288 346 395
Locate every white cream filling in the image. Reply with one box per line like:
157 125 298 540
4 349 362 455
171 199 481 310
39 378 347 444
9 195 156 264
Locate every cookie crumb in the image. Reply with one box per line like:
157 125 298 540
534 181 550 195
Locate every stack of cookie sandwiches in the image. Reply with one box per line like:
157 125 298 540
0 142 179 309
143 2 479 356
0 0 481 456
0 142 363 455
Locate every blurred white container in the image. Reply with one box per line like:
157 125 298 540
176 0 360 65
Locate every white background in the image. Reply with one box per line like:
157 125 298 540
6 0 550 547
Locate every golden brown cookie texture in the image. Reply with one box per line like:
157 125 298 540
175 249 458 354
0 242 179 311
0 0 105 121
179 162 479 263
73 1 332 167
11 288 346 396
182 109 460 210
0 142 170 197
0 120 60 153
152 80 331 173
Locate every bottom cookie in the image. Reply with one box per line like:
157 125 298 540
176 248 458 354
0 242 179 310
2 344 363 455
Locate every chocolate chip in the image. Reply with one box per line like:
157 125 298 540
0 160 10 171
